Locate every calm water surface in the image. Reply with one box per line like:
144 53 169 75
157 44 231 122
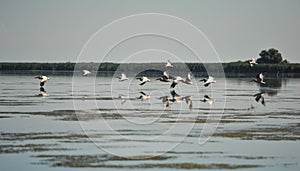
0 73 300 171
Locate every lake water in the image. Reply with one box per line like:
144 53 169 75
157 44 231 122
0 73 300 171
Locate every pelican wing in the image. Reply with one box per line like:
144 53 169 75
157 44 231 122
187 72 192 81
170 90 180 97
163 71 170 78
170 81 177 88
140 91 146 96
207 76 215 83
121 73 127 79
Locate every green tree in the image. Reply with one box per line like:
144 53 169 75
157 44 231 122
257 48 284 64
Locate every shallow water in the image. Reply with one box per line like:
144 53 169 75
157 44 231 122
0 73 300 171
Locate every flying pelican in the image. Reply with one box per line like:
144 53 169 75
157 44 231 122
158 96 171 108
253 92 265 106
137 91 150 101
35 75 50 87
169 90 192 109
82 69 91 76
200 95 215 105
165 60 173 68
251 72 266 84
184 96 193 110
156 71 172 82
200 76 216 87
38 87 49 97
170 76 184 88
136 76 150 85
247 104 255 112
170 90 183 102
183 72 193 85
249 58 258 67
117 73 129 81
118 94 129 104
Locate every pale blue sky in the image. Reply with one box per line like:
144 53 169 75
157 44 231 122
0 0 299 63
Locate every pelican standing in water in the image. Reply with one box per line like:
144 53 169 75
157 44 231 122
35 75 50 87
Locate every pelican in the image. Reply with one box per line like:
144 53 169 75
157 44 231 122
170 90 192 109
248 104 255 112
253 92 265 106
117 73 129 81
38 87 49 97
184 96 193 110
137 91 150 101
200 95 215 105
118 94 129 104
200 76 216 87
165 60 173 68
156 71 172 82
170 90 183 102
183 72 193 85
35 75 50 87
82 69 91 76
158 96 171 108
252 72 266 84
170 76 184 88
136 76 150 85
249 58 258 67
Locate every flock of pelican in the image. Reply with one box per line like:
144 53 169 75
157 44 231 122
249 58 266 107
34 58 266 110
115 60 217 110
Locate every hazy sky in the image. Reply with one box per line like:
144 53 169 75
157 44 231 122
0 0 299 63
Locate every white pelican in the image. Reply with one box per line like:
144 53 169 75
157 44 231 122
252 72 266 84
117 73 129 81
35 75 50 87
200 76 216 87
249 58 258 67
165 60 173 68
183 72 193 85
170 76 184 88
138 91 150 101
82 70 91 76
253 92 265 106
157 71 172 82
118 94 129 104
136 76 150 85
248 104 255 112
170 90 192 109
38 87 49 97
200 95 215 105
158 96 171 108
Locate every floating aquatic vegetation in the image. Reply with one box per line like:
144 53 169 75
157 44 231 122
0 144 72 154
33 154 261 169
212 123 300 141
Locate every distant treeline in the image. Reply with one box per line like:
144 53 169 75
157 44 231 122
1 62 300 77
